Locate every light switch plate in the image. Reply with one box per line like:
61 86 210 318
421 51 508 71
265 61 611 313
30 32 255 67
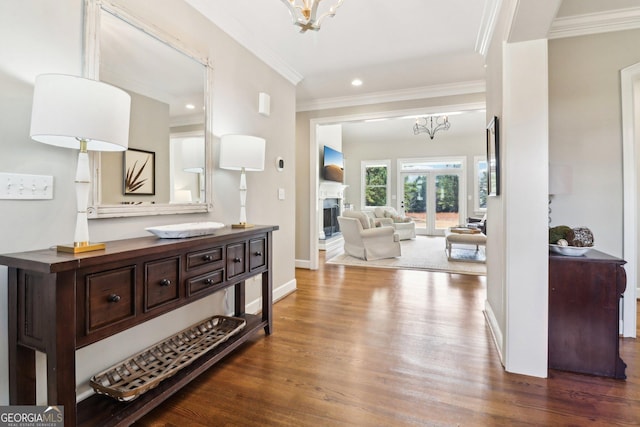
278 188 285 200
0 172 54 200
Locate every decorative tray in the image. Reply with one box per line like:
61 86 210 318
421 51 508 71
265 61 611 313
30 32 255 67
145 221 225 238
549 244 594 257
90 315 246 401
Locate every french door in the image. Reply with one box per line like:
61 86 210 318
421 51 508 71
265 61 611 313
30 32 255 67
398 159 465 236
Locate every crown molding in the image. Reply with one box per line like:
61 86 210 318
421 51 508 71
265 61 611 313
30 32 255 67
185 0 303 85
296 80 486 112
549 7 640 39
475 0 502 57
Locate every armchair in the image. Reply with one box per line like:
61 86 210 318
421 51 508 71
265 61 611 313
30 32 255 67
372 207 416 240
337 211 401 260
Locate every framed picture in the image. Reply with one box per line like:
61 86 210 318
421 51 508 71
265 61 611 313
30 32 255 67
486 116 500 196
123 148 155 195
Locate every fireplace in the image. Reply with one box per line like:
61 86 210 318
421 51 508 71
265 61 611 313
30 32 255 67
322 198 341 238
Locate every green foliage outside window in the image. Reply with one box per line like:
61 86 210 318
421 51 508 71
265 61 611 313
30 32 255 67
365 166 387 206
436 175 459 213
478 170 488 209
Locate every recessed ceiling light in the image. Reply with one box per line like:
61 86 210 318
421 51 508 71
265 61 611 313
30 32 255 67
185 104 195 110
351 78 363 87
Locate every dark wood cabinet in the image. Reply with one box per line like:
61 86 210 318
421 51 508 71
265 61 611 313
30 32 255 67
0 225 278 427
548 250 626 379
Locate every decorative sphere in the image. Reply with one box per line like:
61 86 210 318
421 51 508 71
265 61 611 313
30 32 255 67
557 239 569 247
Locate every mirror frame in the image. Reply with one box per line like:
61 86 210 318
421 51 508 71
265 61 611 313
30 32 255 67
84 0 213 218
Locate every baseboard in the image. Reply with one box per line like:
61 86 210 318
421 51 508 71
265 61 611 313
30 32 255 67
245 278 297 315
483 300 505 367
295 259 311 269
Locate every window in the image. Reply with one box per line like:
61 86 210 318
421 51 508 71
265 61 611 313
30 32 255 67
474 156 488 212
361 160 390 208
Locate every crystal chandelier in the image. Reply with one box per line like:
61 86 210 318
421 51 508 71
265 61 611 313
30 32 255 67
280 0 345 33
413 115 451 140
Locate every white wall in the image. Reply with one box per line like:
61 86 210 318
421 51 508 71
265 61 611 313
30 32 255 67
0 0 296 404
549 28 640 257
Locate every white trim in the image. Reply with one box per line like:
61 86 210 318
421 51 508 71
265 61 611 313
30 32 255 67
549 7 640 40
295 259 311 269
297 81 486 112
483 301 504 366
184 0 303 85
308 102 486 274
621 62 640 338
475 0 503 57
244 278 297 315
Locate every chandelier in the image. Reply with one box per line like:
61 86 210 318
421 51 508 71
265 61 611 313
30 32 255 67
280 0 345 33
413 115 451 140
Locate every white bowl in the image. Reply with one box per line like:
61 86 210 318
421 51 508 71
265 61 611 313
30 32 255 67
549 244 594 257
146 222 225 238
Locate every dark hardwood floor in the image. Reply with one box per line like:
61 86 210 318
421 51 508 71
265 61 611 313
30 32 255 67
135 257 639 426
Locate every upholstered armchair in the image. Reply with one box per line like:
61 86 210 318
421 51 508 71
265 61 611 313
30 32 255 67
337 210 401 260
371 207 416 240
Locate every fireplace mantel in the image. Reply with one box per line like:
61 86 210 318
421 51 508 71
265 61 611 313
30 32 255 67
319 181 348 200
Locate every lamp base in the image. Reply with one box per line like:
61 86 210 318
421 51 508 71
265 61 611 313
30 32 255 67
56 242 106 254
231 223 255 229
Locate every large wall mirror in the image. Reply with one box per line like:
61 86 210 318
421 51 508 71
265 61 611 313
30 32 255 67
84 0 212 218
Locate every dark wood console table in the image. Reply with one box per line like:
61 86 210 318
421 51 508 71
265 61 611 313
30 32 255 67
0 225 278 426
548 249 626 379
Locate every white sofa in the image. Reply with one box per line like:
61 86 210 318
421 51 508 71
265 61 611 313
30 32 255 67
337 210 401 260
369 207 416 240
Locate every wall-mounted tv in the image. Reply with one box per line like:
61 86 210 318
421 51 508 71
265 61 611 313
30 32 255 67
323 145 344 183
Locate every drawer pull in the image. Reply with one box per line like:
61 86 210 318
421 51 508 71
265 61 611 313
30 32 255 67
160 279 172 287
107 294 121 303
233 257 242 263
254 251 262 256
203 255 213 261
205 278 214 286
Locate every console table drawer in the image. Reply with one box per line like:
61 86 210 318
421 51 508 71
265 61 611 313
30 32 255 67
249 238 266 271
226 243 246 279
85 266 136 333
144 257 180 311
187 247 223 270
187 269 225 296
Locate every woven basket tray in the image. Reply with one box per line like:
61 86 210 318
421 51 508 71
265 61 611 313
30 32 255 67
90 315 246 401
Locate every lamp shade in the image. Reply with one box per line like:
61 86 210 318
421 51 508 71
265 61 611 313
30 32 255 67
219 135 265 171
30 74 131 152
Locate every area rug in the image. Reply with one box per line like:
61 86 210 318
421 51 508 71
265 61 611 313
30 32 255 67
326 236 486 276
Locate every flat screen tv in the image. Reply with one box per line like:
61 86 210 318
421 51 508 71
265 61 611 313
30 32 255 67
323 145 344 183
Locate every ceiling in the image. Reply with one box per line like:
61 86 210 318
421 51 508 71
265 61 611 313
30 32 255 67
184 0 639 111
181 0 640 143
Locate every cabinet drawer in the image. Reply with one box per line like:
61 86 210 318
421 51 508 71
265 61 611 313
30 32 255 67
85 266 136 333
226 242 246 279
187 247 223 270
249 238 266 271
144 257 180 311
187 269 225 296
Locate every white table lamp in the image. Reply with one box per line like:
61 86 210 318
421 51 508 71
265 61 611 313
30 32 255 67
219 135 265 228
30 74 131 253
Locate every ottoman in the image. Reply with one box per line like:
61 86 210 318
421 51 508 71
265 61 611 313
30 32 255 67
444 228 487 262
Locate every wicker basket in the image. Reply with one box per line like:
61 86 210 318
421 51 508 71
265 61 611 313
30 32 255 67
90 315 246 401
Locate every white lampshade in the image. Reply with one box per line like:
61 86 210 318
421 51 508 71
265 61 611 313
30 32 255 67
219 135 265 171
182 137 205 173
549 164 572 196
30 74 131 152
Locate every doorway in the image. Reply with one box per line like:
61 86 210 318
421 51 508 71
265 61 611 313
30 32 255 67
398 158 465 236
